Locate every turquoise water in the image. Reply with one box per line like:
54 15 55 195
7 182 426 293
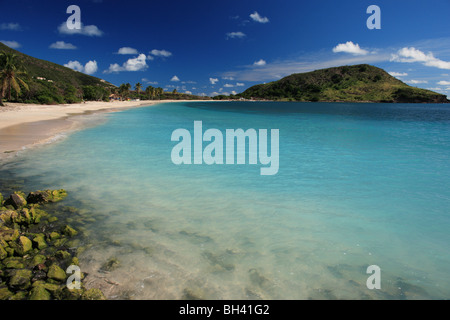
2 101 450 299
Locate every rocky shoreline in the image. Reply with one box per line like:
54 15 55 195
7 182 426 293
0 189 106 300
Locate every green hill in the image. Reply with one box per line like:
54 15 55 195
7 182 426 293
0 42 116 104
238 64 449 103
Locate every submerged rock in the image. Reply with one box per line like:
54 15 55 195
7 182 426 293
61 225 78 237
8 269 32 290
26 190 67 204
82 288 106 300
100 257 120 272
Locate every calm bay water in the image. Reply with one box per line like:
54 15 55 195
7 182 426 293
1 101 449 299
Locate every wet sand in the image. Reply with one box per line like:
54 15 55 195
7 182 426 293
0 100 196 161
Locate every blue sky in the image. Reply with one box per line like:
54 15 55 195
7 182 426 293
1 0 450 97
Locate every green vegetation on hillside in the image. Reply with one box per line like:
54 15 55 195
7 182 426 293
0 42 116 105
238 64 449 103
0 43 210 106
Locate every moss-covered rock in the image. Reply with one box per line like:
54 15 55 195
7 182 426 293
8 269 32 290
49 231 60 241
0 246 7 260
0 227 19 242
0 193 3 206
0 286 13 300
30 254 46 267
4 193 27 210
82 288 106 300
10 291 28 300
29 285 51 300
61 225 78 237
32 234 47 250
26 189 67 204
10 236 33 256
54 287 84 300
3 257 25 269
47 264 66 282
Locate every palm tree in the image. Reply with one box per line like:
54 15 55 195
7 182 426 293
135 82 142 96
145 86 155 100
119 83 129 101
0 51 29 106
157 87 163 99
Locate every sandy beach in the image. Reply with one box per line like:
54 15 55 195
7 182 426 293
0 100 177 160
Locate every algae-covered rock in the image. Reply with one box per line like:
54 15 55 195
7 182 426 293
3 257 25 269
47 264 66 282
26 189 67 204
54 286 84 300
8 269 32 290
82 288 106 300
29 285 51 300
0 286 13 300
0 227 19 241
0 193 3 205
4 193 27 210
61 225 78 237
32 234 47 250
10 291 27 300
0 246 7 260
53 238 67 247
10 236 33 256
100 257 120 272
30 254 46 267
49 231 60 241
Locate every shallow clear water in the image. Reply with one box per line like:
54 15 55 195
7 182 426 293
1 101 450 299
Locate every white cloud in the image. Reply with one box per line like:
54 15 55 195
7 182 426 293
388 72 408 77
142 78 158 85
185 91 192 95
84 60 98 74
437 80 450 85
254 59 267 66
405 79 428 84
224 83 234 87
226 32 246 39
231 91 237 95
150 49 172 57
236 83 245 86
64 61 84 72
250 12 269 23
117 47 138 55
0 40 21 49
49 41 77 50
333 41 368 55
122 54 148 71
222 76 234 80
171 75 180 82
209 78 219 85
104 54 148 73
65 60 98 74
0 23 21 31
58 22 103 37
391 47 450 70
